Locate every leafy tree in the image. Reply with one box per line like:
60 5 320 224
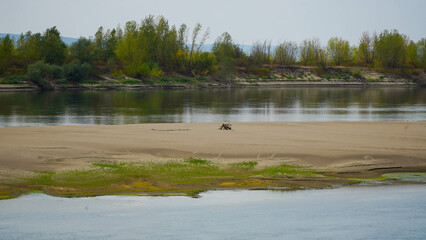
250 40 271 66
188 23 210 70
69 38 95 64
93 27 118 64
192 52 217 76
300 38 322 66
274 41 297 65
63 60 90 82
115 21 139 75
104 29 118 61
3 15 424 82
138 15 156 63
16 31 43 64
177 24 188 50
0 35 14 58
406 40 419 68
317 49 327 70
327 37 351 66
212 32 243 80
41 27 67 65
114 16 211 77
418 38 426 69
0 34 15 75
355 32 374 65
175 24 189 71
154 16 181 71
94 27 105 61
212 32 241 63
26 60 63 89
375 29 408 68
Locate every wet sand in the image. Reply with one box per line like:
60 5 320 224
0 122 425 178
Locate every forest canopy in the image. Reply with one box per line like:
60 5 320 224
0 15 425 84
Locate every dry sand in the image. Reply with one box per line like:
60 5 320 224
0 122 425 178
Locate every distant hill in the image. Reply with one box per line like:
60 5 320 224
0 33 78 45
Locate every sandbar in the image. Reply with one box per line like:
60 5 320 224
0 121 425 178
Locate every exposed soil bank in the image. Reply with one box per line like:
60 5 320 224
0 80 420 92
1 66 424 91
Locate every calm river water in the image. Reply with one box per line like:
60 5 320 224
1 88 425 239
0 185 425 240
0 87 425 126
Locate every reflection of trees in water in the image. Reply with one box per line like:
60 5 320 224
0 88 424 123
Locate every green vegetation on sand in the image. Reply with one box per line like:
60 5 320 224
2 158 326 199
2 159 419 200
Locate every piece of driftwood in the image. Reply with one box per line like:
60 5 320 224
151 128 190 131
219 123 232 130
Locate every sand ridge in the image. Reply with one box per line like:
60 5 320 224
0 122 425 176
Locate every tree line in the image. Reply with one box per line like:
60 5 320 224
0 15 425 85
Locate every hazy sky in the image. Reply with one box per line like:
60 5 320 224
1 0 425 45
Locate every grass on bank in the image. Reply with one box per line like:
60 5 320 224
2 158 402 200
12 158 320 198
28 159 316 188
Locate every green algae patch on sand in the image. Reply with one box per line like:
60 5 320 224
0 189 13 200
344 176 390 186
347 176 389 182
1 159 327 199
0 187 33 200
382 172 426 183
255 164 317 177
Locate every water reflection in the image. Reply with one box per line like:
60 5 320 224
0 88 424 126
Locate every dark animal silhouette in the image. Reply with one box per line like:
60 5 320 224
219 123 232 130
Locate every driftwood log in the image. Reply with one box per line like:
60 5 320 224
219 123 232 130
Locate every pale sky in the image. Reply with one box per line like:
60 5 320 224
1 0 425 45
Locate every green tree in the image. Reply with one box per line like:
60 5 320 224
94 27 118 64
115 21 139 75
300 38 322 66
136 15 158 66
192 52 217 76
0 34 15 75
250 40 271 66
69 38 95 64
41 27 67 65
212 32 243 80
274 41 297 65
188 23 210 71
16 31 43 64
406 40 419 68
418 38 426 69
173 24 189 73
104 29 118 61
375 29 408 68
63 60 90 82
26 60 63 89
154 16 181 71
94 27 105 61
327 37 351 66
355 32 375 65
212 32 241 63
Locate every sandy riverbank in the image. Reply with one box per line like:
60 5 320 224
0 122 425 177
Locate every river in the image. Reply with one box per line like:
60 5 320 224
0 185 425 240
0 88 425 127
1 87 425 239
